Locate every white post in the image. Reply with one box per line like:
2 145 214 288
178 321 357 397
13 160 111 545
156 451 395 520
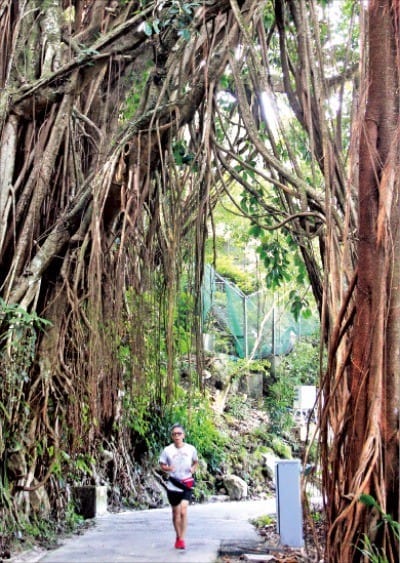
275 460 304 547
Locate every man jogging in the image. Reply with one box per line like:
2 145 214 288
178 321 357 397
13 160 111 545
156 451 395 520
159 423 198 550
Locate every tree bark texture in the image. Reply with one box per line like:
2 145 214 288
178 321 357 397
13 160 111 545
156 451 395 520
324 2 400 561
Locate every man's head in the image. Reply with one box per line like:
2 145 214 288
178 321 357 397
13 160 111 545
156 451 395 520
171 423 185 444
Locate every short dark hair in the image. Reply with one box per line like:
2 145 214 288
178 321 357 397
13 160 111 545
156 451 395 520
170 423 184 433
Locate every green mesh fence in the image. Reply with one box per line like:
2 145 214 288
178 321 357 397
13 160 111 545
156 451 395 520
202 264 319 358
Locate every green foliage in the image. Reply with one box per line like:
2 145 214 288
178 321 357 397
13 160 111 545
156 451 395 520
235 189 319 320
117 280 197 450
205 189 254 259
277 337 322 386
240 187 266 217
119 379 227 475
270 435 292 459
120 67 152 121
11 504 84 554
252 514 274 528
117 286 167 443
262 0 275 30
254 228 312 292
0 299 51 391
219 73 233 91
249 426 291 459
64 503 85 531
357 536 389 563
0 469 12 532
258 237 291 288
172 140 195 167
204 179 319 338
0 300 51 455
74 454 95 477
311 510 324 523
263 337 321 436
289 289 312 322
17 516 57 549
77 44 100 63
144 1 200 40
0 298 52 348
234 159 258 186
162 390 227 472
123 394 159 449
59 451 96 485
214 255 259 294
264 378 295 435
224 394 250 420
250 425 271 443
358 494 400 560
174 290 194 355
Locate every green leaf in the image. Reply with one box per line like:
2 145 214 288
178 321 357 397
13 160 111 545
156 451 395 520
152 19 160 34
183 4 194 15
219 74 231 90
178 28 191 41
249 224 262 237
143 21 153 36
359 494 381 511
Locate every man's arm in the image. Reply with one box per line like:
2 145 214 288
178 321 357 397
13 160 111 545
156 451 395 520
160 461 174 472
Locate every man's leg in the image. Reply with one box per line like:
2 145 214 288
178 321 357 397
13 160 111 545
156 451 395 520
172 499 189 548
172 504 182 539
167 490 184 544
172 500 188 539
178 499 189 540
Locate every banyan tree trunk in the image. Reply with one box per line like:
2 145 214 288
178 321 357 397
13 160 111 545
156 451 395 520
0 0 254 519
323 2 400 561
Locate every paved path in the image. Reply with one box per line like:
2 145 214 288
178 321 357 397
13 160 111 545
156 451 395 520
12 498 277 563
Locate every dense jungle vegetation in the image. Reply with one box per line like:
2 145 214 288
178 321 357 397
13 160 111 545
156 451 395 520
0 1 399 561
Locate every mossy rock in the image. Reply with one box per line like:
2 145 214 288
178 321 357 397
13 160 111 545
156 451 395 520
271 437 292 459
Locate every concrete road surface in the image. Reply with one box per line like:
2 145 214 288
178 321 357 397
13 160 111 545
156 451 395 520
11 498 277 563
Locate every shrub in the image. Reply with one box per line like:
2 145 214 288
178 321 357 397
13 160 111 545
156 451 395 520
162 389 227 473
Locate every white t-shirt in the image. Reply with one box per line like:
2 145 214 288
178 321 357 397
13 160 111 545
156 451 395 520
159 442 198 492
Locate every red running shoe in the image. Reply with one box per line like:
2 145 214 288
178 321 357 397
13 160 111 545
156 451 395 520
175 539 186 549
